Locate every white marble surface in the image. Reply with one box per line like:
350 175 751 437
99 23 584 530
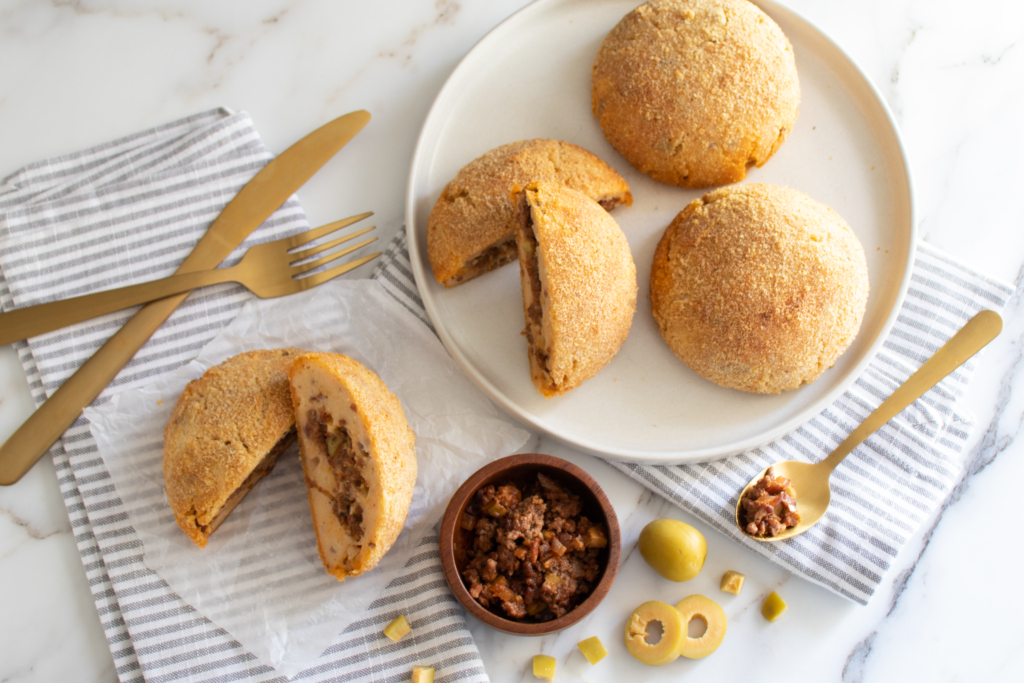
0 1 1022 681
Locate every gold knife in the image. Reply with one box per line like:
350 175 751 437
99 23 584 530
0 110 371 485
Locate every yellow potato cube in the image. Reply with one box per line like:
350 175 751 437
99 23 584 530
761 591 787 622
532 654 556 681
411 665 434 683
383 615 411 642
577 636 608 664
720 570 745 595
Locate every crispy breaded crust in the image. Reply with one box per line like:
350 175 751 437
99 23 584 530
289 353 417 580
592 0 800 188
163 348 305 547
516 182 637 397
427 139 632 287
650 184 869 393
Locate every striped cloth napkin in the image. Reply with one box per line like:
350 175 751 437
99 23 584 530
375 235 1014 605
0 110 493 682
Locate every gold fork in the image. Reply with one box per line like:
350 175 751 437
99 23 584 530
0 212 379 345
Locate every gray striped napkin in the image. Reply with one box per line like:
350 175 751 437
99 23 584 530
0 110 492 682
608 245 1013 604
375 234 1014 605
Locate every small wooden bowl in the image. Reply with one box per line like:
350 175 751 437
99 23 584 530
439 453 621 635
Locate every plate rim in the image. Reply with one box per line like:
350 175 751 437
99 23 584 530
405 0 917 464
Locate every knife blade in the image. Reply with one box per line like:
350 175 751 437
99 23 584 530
0 110 371 485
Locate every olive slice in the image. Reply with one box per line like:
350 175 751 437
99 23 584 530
674 594 727 659
624 601 685 666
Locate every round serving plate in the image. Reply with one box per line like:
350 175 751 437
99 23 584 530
405 0 915 463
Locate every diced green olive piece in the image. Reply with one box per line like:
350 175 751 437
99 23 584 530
325 433 343 457
411 665 434 683
637 519 707 581
489 576 517 603
761 591 787 622
383 615 411 642
624 601 684 666
720 570 745 595
532 654 556 681
585 526 608 548
484 500 508 517
577 636 608 665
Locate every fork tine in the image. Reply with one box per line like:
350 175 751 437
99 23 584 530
290 225 376 262
292 237 378 274
282 212 373 250
296 252 383 289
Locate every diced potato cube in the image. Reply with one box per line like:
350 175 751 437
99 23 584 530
532 654 556 681
761 591 787 622
411 665 434 683
577 636 608 665
384 615 411 642
720 570 746 595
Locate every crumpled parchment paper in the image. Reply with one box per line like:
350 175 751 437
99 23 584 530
85 279 531 677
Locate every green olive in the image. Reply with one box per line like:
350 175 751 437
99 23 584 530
637 519 707 582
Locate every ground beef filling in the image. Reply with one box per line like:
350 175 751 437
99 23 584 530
305 409 369 542
449 197 620 287
460 473 608 621
450 235 518 285
200 428 296 536
516 199 551 376
739 466 800 537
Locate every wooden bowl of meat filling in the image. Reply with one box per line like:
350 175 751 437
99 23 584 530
439 453 621 635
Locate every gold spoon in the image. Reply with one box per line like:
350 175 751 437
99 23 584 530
735 309 1003 542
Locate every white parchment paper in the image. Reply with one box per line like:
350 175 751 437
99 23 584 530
85 279 531 677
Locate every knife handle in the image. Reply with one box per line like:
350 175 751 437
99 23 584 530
0 268 239 346
0 293 187 485
0 109 370 486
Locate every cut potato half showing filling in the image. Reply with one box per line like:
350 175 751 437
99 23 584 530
514 181 637 397
290 353 417 580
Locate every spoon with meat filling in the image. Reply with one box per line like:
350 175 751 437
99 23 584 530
736 310 1002 541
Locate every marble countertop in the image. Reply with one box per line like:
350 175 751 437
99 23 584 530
1 1 1021 681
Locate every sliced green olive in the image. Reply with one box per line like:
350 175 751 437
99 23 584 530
624 601 684 666
674 594 727 659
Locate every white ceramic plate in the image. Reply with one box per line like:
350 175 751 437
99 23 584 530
406 0 915 463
